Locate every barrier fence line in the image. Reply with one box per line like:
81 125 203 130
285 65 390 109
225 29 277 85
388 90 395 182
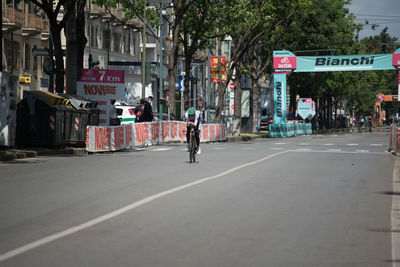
86 121 227 152
389 125 400 155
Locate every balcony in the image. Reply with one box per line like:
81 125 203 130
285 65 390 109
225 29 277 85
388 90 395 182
22 13 42 36
89 3 106 19
2 7 23 32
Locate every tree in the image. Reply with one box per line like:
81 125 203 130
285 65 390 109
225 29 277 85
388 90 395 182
30 0 75 93
283 0 357 128
181 0 224 111
212 0 306 135
93 0 200 118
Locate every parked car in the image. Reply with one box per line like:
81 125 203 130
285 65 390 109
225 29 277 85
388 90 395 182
115 105 136 124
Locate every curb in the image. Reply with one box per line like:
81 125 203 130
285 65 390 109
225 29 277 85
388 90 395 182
0 148 87 162
226 135 265 142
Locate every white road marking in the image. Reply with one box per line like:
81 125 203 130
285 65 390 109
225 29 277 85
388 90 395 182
0 150 289 263
299 143 310 146
371 144 383 146
153 148 172 151
295 148 311 151
274 142 287 145
346 144 359 146
269 147 284 150
293 150 387 155
213 147 227 150
356 150 369 153
323 143 335 146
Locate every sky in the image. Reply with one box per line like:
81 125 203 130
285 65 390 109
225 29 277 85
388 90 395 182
347 0 400 39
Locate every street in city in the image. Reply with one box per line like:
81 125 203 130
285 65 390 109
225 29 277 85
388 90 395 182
0 130 399 266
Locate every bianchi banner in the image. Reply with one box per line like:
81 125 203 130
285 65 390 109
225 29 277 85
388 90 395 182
296 54 395 72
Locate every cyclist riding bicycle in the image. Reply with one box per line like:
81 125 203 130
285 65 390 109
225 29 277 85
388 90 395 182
185 107 201 154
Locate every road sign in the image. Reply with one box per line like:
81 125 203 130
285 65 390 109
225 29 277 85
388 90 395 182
297 98 315 120
32 48 50 56
32 48 66 57
229 82 234 90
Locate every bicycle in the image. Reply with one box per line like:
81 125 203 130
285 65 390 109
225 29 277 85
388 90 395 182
188 124 197 163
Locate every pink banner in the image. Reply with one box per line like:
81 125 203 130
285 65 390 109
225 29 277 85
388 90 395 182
113 126 125 150
179 122 186 139
79 69 125 83
273 56 297 70
125 125 133 147
151 122 161 142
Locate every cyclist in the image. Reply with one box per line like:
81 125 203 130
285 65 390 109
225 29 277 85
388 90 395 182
185 107 201 154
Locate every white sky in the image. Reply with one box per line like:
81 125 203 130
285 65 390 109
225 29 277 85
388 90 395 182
347 0 400 39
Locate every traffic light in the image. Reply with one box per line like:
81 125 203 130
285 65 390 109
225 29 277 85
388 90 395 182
89 54 99 69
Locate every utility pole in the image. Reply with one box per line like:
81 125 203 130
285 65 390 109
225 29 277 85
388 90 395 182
141 1 147 99
159 2 163 120
207 48 211 123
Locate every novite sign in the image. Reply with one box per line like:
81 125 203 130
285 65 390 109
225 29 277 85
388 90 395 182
273 50 297 72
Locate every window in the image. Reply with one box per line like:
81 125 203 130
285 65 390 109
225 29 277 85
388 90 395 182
5 40 12 69
103 28 110 50
24 43 31 70
132 33 137 56
113 32 120 52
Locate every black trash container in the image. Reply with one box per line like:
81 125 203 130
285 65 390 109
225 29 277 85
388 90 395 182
16 92 69 147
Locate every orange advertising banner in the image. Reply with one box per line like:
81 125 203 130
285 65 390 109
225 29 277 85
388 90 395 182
210 56 227 83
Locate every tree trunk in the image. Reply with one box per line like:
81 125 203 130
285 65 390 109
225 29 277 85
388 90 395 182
251 78 259 133
76 0 87 79
232 68 241 136
51 24 65 93
184 53 192 110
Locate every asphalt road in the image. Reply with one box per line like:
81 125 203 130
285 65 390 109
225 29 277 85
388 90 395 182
0 131 397 266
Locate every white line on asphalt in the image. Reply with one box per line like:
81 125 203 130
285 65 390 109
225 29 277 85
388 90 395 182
371 144 383 146
299 143 310 146
295 148 311 151
392 157 400 267
213 147 227 150
269 148 284 150
274 142 287 145
153 148 172 151
328 149 342 152
292 150 387 155
356 150 369 153
346 144 359 146
0 150 289 263
323 143 335 146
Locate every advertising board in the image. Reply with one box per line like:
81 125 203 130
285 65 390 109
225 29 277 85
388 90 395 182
77 69 125 126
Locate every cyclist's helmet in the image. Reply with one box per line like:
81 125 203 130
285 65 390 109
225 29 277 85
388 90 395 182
188 107 196 115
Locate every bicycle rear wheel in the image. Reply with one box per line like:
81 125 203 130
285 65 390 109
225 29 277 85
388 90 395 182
189 132 196 163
